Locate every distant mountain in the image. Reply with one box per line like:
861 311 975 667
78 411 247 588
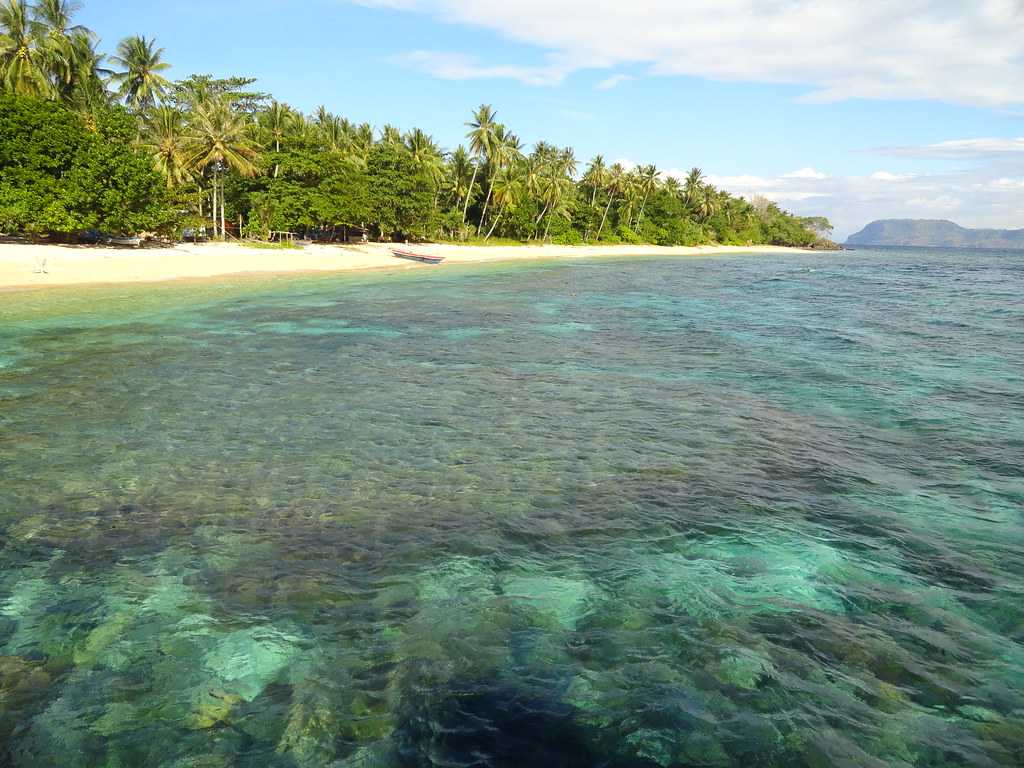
846 219 1024 249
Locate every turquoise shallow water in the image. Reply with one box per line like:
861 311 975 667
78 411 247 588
0 248 1022 767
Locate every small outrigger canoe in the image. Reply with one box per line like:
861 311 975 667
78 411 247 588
391 248 444 264
105 235 142 248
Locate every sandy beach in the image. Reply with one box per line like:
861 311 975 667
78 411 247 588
0 241 819 290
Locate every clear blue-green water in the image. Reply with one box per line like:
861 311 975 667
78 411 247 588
1 248 1022 767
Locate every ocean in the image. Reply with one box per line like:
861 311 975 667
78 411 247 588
1 247 1021 767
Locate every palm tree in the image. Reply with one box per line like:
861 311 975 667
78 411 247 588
596 162 625 241
353 122 374 158
464 104 497 227
35 0 87 91
405 128 445 209
316 110 347 154
63 29 110 110
140 106 192 187
583 155 607 208
698 185 718 223
109 34 170 109
684 167 704 206
559 147 578 179
635 164 659 228
0 0 53 97
447 145 474 222
379 124 403 148
188 95 259 238
581 154 608 241
540 176 574 241
479 125 521 230
619 171 641 231
259 101 296 178
484 163 522 240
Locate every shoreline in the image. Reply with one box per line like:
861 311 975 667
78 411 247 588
0 241 824 291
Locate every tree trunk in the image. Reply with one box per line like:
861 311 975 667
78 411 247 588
543 214 553 242
532 201 550 240
478 177 495 232
220 174 226 240
461 165 478 224
484 204 505 240
273 138 280 179
637 190 651 229
211 180 218 239
596 192 615 240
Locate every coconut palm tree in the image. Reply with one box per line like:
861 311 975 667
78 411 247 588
447 145 475 235
596 162 625 241
405 128 445 209
684 167 704 206
0 0 54 97
698 185 718 223
379 124 403 148
140 106 192 187
464 104 498 227
635 164 659 228
317 111 347 154
109 34 170 109
35 0 87 90
583 155 607 208
559 147 578 179
618 171 641 231
663 175 682 200
484 163 522 240
479 125 521 230
539 176 574 241
259 101 297 177
188 94 259 237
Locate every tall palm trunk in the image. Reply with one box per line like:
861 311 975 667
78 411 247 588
273 138 280 179
484 203 506 241
637 190 651 229
461 165 478 225
210 179 218 239
220 174 226 239
596 192 616 241
478 177 495 232
532 202 550 240
584 186 599 241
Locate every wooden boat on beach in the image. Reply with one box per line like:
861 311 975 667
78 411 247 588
391 248 444 264
105 235 142 248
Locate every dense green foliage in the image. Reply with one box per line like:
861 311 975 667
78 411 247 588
0 95 172 234
0 0 834 247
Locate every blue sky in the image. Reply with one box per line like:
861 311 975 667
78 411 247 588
81 0 1024 239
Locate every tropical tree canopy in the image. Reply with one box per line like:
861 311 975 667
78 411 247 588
0 0 833 247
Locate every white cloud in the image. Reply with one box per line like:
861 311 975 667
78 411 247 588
703 174 775 189
906 195 963 210
395 50 569 86
879 137 1024 158
991 177 1024 189
596 74 634 91
783 167 829 180
365 1 1024 106
870 171 913 182
705 156 1024 240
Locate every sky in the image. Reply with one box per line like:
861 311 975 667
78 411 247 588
79 0 1024 240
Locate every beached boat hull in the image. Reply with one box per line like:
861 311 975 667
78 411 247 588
391 248 444 264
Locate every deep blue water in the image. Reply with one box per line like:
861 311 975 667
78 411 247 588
0 247 1022 767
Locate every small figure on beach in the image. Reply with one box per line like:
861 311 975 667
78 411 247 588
32 255 48 274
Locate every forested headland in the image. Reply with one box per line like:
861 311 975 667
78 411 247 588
1 0 835 248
